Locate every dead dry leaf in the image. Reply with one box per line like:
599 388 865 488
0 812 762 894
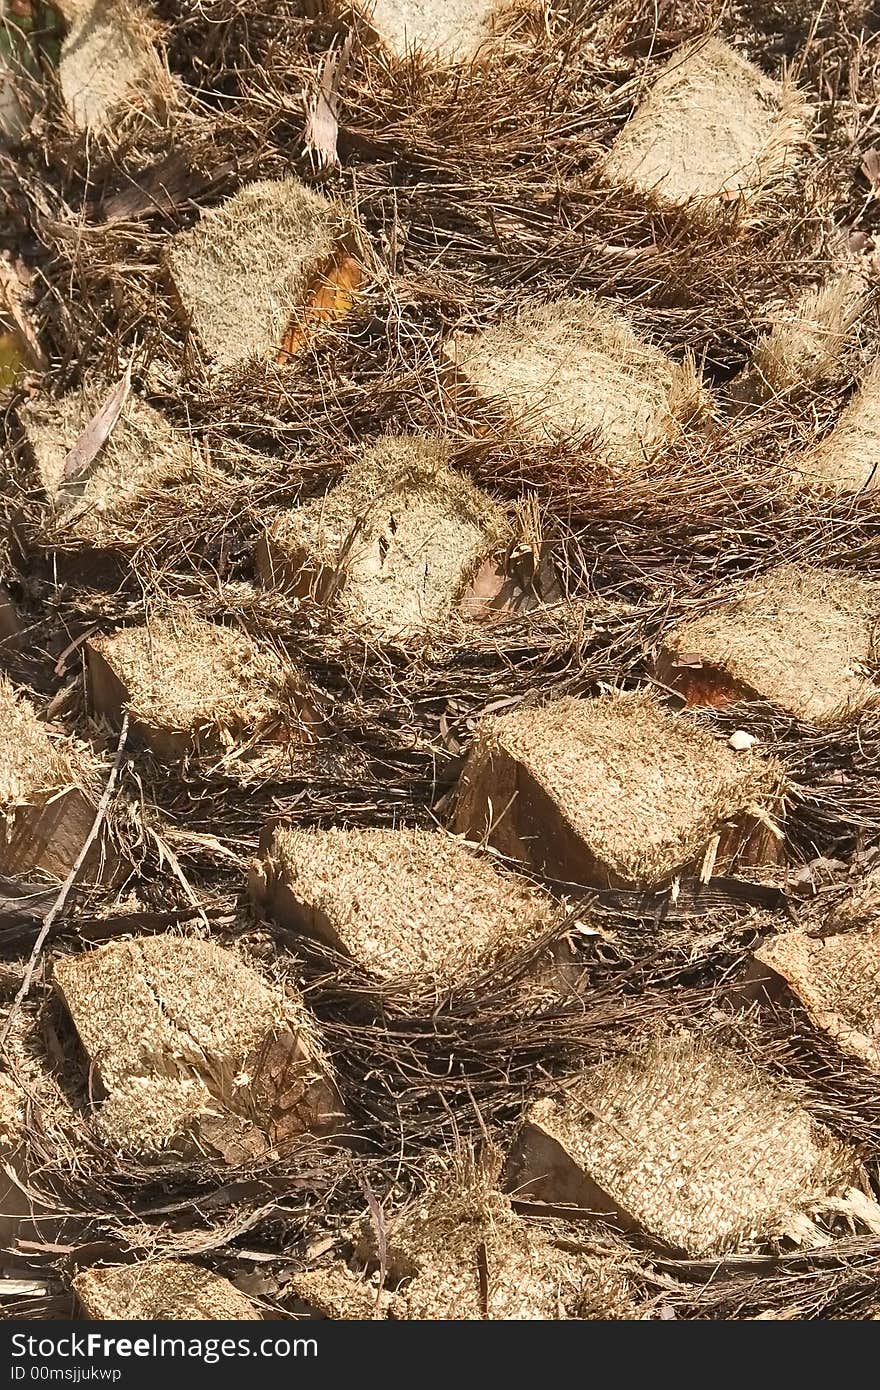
61 362 132 482
861 148 880 194
304 35 352 173
276 254 363 359
459 556 508 617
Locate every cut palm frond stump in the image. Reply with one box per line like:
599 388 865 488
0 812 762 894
73 1260 260 1320
656 564 880 725
87 611 318 761
342 0 508 63
751 924 880 1071
505 1032 857 1257
58 0 172 134
356 1174 638 1320
164 177 360 370
293 1158 638 1319
739 270 867 400
449 689 785 888
21 387 198 577
289 1265 383 1320
251 824 560 988
257 435 509 642
449 294 707 460
791 358 880 496
602 37 808 220
0 674 105 880
52 934 342 1161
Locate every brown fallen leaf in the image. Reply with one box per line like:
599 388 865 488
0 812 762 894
861 147 880 194
460 548 562 620
459 556 508 617
847 229 873 255
61 361 132 482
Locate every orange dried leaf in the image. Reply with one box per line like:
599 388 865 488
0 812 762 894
276 255 363 361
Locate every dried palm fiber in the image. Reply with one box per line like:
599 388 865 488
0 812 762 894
51 933 342 1161
448 294 707 462
347 1154 638 1319
57 0 172 134
0 963 80 1253
164 177 356 370
741 270 868 399
73 1260 259 1320
0 1068 21 1159
20 386 196 549
250 824 561 987
0 1067 30 1254
602 36 808 219
750 924 880 1070
684 1252 880 1322
827 868 880 932
296 1235 632 1321
86 610 318 761
790 356 880 495
0 22 29 145
449 688 785 889
0 586 20 644
288 1264 390 1319
257 435 509 642
341 0 507 62
655 564 880 726
0 673 107 881
505 1031 857 1257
